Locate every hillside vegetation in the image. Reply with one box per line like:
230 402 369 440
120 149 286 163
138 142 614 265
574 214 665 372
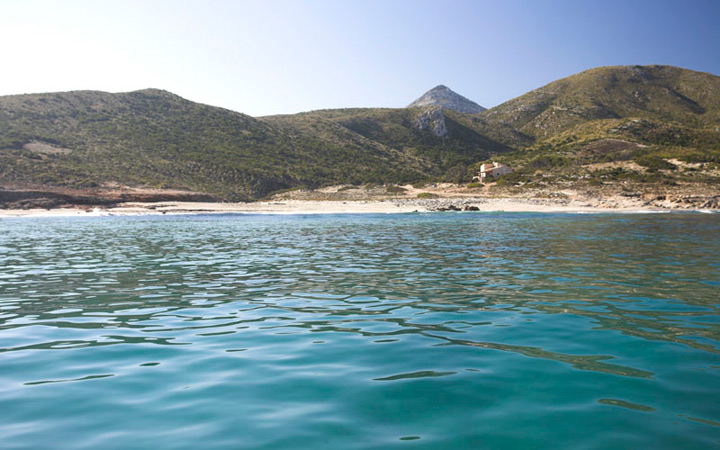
470 65 720 192
482 65 720 137
261 108 512 182
1 65 718 202
0 91 502 200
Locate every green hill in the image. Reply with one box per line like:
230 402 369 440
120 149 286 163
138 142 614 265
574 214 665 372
472 65 720 189
0 90 505 200
1 65 718 203
481 65 720 139
261 108 512 182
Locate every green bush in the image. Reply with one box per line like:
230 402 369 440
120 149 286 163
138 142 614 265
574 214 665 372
680 151 720 164
79 179 99 188
527 155 573 169
495 171 532 186
417 192 438 199
267 186 307 197
386 185 407 194
635 155 677 171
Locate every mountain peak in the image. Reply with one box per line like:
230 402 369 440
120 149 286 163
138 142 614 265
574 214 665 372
408 85 486 114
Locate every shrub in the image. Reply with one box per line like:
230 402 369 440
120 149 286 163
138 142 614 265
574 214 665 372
635 155 677 171
386 185 407 194
679 151 720 164
412 181 428 189
527 155 573 169
267 186 308 197
417 192 438 199
496 171 532 186
79 179 100 188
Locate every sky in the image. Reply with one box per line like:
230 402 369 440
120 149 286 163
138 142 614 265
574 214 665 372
1 0 719 116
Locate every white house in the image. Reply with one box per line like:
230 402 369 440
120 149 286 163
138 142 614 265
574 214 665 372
478 162 513 182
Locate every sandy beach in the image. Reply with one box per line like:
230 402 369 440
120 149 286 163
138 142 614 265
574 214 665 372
1 182 717 218
0 197 698 218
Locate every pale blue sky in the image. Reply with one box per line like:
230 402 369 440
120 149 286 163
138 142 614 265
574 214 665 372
1 0 718 116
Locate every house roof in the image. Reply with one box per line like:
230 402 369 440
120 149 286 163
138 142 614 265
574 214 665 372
480 167 502 173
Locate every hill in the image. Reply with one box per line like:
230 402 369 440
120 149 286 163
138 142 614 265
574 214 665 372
481 65 720 139
469 65 720 194
260 107 511 179
408 85 486 114
0 89 506 201
0 65 718 206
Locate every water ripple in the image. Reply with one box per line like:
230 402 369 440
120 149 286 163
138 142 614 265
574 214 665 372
0 213 719 449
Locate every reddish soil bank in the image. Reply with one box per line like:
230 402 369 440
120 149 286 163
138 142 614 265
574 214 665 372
0 184 220 210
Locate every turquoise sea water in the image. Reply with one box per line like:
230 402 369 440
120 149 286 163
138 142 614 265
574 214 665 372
0 212 719 449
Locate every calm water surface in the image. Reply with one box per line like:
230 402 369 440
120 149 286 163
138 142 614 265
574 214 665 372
0 212 719 449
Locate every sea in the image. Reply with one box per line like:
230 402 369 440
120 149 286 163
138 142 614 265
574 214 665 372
0 212 718 449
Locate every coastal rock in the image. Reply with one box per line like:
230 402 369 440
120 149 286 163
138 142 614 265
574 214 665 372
419 198 485 212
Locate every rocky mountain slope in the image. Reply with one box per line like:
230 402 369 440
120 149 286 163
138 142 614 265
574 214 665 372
481 65 720 139
0 89 504 201
408 85 486 114
0 65 718 206
260 108 511 169
472 65 720 197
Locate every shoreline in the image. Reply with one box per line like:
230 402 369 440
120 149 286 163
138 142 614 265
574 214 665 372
2 182 718 218
0 197 714 218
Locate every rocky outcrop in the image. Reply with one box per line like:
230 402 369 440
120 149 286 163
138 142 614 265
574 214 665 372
665 195 720 209
388 198 498 211
414 107 448 137
0 187 221 209
408 85 486 114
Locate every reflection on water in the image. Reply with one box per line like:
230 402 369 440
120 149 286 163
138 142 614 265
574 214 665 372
0 213 719 448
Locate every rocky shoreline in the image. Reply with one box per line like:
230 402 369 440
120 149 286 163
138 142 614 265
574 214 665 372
2 197 719 219
0 185 220 210
387 195 720 212
1 182 718 216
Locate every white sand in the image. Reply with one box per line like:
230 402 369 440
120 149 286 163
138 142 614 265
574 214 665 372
0 197 680 218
